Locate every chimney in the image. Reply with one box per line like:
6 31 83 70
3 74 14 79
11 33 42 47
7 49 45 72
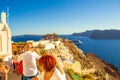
1 12 6 24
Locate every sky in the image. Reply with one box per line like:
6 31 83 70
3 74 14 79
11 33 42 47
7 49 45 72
0 0 120 36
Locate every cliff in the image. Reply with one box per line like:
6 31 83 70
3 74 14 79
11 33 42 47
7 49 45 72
71 30 98 37
90 30 120 39
72 29 120 39
86 53 120 80
60 39 120 80
12 37 120 80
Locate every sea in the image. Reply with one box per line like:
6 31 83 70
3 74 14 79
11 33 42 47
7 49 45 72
12 35 120 69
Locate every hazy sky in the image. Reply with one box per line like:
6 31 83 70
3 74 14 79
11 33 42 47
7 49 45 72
0 0 120 36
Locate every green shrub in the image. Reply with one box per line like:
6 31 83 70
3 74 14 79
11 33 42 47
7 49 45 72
73 73 83 80
40 49 46 56
67 69 74 77
67 69 83 80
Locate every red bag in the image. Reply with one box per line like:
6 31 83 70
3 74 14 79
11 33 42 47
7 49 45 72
17 61 23 74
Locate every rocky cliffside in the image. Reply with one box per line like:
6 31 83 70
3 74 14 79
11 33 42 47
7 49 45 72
86 53 120 80
60 39 120 80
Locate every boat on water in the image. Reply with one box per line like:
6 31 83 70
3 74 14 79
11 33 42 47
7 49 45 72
73 40 83 45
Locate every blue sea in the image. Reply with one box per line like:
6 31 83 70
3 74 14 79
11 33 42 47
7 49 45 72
60 35 120 69
12 35 120 69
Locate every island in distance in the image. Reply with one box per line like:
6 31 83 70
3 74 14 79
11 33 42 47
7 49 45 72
72 29 120 39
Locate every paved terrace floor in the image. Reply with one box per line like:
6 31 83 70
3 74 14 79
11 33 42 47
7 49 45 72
8 66 21 80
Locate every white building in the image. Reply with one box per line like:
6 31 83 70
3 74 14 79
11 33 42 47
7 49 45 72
0 12 12 63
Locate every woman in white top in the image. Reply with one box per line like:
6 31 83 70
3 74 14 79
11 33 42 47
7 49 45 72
31 55 66 80
18 42 41 80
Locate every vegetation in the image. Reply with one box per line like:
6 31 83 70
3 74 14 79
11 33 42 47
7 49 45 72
67 69 95 80
67 69 83 80
40 49 46 56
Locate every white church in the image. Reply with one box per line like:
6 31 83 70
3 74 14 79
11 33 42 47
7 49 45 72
0 12 12 63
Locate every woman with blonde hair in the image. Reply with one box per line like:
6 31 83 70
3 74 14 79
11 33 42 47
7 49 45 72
18 42 41 80
22 42 33 53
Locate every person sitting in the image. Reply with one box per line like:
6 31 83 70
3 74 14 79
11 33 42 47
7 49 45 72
31 55 66 80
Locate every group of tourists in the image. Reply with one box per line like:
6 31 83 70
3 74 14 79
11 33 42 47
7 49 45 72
0 42 66 80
